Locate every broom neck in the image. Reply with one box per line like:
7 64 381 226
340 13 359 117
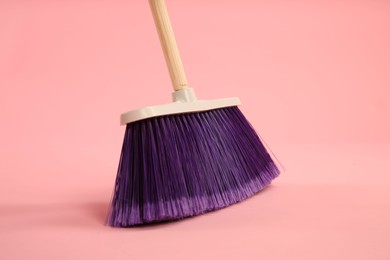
149 0 189 91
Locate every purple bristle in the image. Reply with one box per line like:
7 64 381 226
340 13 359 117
107 106 280 227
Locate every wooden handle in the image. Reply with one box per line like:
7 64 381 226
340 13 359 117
148 0 188 91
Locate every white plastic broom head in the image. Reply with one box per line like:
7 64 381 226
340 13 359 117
120 88 241 125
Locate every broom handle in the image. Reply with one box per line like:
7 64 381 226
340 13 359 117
149 0 188 91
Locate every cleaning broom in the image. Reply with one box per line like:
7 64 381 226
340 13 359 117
107 0 281 227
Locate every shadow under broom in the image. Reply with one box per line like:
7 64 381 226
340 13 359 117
107 0 281 227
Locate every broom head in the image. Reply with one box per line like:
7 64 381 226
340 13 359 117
107 88 280 227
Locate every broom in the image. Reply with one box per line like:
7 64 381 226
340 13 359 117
107 0 281 227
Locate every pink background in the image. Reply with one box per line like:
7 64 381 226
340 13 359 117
1 0 389 259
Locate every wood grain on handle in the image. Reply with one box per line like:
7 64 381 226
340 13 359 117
149 0 188 91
